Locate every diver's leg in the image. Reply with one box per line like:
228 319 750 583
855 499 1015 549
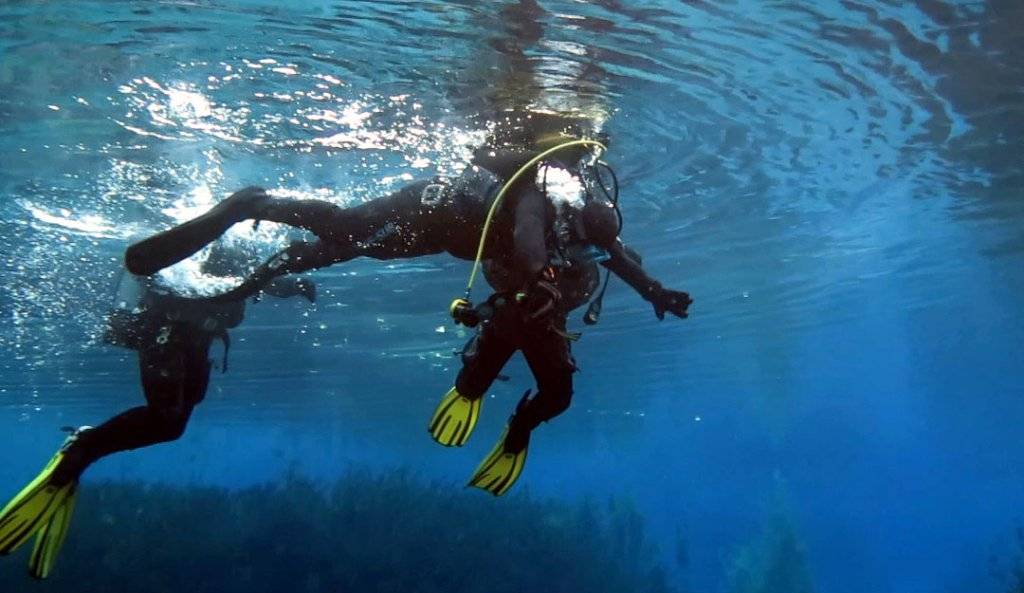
208 179 458 303
127 179 455 276
238 179 454 252
428 321 516 447
262 277 315 302
200 240 350 304
507 321 575 453
0 323 211 568
465 313 558 496
124 185 358 276
454 324 517 400
125 186 272 276
0 325 212 573
312 179 460 258
51 324 213 485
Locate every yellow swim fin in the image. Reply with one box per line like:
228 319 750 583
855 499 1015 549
0 444 73 555
28 484 77 579
0 429 84 573
428 387 482 447
467 427 529 496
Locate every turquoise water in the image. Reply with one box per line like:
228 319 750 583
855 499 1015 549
1 1 1023 591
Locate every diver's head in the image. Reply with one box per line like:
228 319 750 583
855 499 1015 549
199 241 249 278
577 199 620 250
485 109 606 150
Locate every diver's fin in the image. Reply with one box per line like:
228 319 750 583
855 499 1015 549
467 427 528 496
428 387 482 447
124 186 268 276
27 483 77 579
0 438 77 555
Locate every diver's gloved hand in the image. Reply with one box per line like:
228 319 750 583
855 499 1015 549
516 277 562 323
450 299 482 328
650 285 692 320
295 278 316 303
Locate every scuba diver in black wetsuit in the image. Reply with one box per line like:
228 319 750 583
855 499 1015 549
120 111 691 495
0 242 314 579
123 113 680 302
429 150 692 496
125 114 606 289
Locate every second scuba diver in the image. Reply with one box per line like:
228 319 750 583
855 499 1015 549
120 111 691 495
0 241 315 578
429 145 691 495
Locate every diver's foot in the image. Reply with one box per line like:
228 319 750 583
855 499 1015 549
125 186 271 276
0 430 86 558
48 426 93 488
428 387 482 447
218 185 273 218
467 426 529 496
295 278 317 303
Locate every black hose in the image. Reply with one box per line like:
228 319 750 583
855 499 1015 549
582 161 621 326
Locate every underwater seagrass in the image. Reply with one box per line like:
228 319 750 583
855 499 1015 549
6 471 676 593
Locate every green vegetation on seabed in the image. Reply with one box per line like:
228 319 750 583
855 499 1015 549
6 470 675 593
726 478 817 593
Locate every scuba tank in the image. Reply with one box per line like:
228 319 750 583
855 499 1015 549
105 255 245 351
104 267 151 350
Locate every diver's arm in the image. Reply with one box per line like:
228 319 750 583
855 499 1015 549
602 240 692 319
506 186 564 321
601 240 657 297
512 185 549 285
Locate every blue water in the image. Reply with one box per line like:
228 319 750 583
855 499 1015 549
2 1 1023 591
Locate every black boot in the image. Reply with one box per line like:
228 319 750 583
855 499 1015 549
48 426 95 487
503 390 534 454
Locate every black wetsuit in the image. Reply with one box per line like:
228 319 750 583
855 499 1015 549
123 146 691 457
126 149 666 303
458 235 650 454
52 268 311 485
